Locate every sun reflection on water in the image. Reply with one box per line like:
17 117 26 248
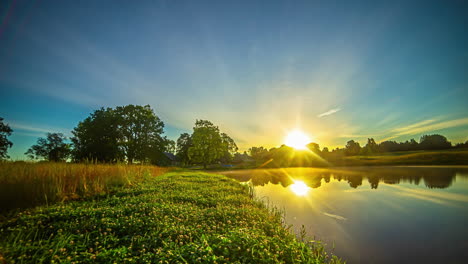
290 180 310 196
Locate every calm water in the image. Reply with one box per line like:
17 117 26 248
217 166 468 264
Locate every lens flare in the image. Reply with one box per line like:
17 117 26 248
285 130 310 150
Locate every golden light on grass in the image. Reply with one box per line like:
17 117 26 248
290 180 310 196
285 130 311 150
0 162 172 213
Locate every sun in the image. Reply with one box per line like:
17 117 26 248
285 130 311 150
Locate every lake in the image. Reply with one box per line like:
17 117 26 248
216 166 468 264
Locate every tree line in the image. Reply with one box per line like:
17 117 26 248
1 107 467 167
328 134 466 156
244 134 468 167
0 105 237 167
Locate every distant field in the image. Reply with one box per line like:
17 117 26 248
205 149 468 170
336 149 468 166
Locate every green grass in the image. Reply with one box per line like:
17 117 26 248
329 150 468 166
0 171 343 263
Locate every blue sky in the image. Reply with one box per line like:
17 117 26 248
1 0 467 159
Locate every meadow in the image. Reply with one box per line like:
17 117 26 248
205 149 468 170
0 165 342 263
332 149 468 166
0 162 171 214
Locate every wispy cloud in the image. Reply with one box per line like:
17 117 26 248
9 122 72 137
391 119 437 133
13 131 48 138
338 134 382 138
383 118 468 141
317 108 341 118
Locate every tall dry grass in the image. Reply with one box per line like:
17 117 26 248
0 162 171 213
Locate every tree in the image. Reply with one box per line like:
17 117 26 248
220 132 238 163
268 145 295 167
406 138 419 151
378 140 399 152
25 133 70 162
345 140 361 156
361 138 378 155
71 107 123 162
248 146 269 163
115 105 165 164
176 133 192 165
72 105 167 164
147 136 176 166
0 117 13 160
306 142 321 155
164 138 176 154
188 120 234 169
419 134 451 150
454 140 468 149
409 138 418 149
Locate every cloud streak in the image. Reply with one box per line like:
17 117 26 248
317 108 341 118
383 118 468 141
9 122 72 137
391 119 437 133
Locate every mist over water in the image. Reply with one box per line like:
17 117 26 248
219 167 468 264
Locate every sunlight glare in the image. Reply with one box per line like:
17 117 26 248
285 130 311 150
290 180 310 196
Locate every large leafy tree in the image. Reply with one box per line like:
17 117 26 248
248 146 269 164
0 117 13 160
345 140 361 156
188 120 231 169
114 105 165 164
419 134 451 150
71 107 123 162
25 133 71 162
72 105 166 164
378 140 399 152
176 133 192 165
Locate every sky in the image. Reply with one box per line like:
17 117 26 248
0 0 467 159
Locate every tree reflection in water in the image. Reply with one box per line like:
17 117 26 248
216 167 468 190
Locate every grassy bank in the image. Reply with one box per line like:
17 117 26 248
0 162 171 214
197 150 468 170
0 171 342 263
333 150 468 166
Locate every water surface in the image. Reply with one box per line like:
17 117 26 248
217 166 468 264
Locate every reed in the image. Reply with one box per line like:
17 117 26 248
0 162 171 213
